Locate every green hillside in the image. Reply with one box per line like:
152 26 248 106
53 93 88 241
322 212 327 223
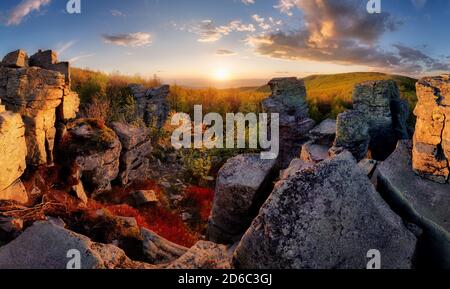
254 72 417 122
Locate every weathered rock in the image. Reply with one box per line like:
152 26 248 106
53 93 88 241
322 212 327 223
141 228 188 264
57 90 80 122
207 154 277 244
262 77 315 168
0 180 28 205
70 182 88 205
0 221 154 269
279 158 314 181
129 84 170 130
332 110 370 161
132 190 158 206
353 80 409 160
2 50 28 68
308 118 337 146
300 141 329 163
60 119 121 194
378 140 450 233
0 111 27 191
110 122 152 185
358 159 378 177
164 241 232 269
413 75 450 183
377 140 450 268
0 66 64 166
233 152 417 269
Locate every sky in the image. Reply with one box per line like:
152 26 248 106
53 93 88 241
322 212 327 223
1 0 450 87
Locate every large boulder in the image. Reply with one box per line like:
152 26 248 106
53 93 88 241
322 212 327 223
129 84 170 130
59 119 121 194
110 122 152 185
308 118 337 146
262 78 315 168
207 154 277 244
233 152 418 269
353 80 409 160
300 141 329 163
2 50 28 68
0 221 153 269
0 110 28 204
413 75 450 183
331 110 370 161
377 140 450 268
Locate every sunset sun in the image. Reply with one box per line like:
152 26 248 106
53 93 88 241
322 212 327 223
213 68 231 81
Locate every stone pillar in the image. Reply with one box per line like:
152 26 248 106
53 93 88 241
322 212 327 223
262 77 315 169
413 75 450 184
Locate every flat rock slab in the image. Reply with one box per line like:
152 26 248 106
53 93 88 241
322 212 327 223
233 151 417 269
377 140 450 233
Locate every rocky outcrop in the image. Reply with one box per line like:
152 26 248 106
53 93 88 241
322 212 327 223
164 241 232 269
2 50 28 68
308 118 337 146
331 110 370 161
0 221 154 269
207 154 277 244
0 49 79 166
0 110 28 204
262 78 315 168
129 84 170 130
110 122 152 185
413 75 450 183
300 141 329 163
377 140 450 268
279 158 314 181
353 80 410 160
233 152 418 269
141 228 188 264
59 119 121 194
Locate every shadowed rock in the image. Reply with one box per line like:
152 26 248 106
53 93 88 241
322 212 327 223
2 50 28 68
331 110 370 161
141 228 188 264
0 221 154 269
262 77 315 168
207 154 277 244
233 151 417 269
353 80 410 160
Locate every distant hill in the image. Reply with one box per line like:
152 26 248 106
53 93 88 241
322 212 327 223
250 72 417 122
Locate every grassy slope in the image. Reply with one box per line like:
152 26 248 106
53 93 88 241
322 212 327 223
254 72 417 122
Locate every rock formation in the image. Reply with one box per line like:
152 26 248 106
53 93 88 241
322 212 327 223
129 84 170 130
141 228 188 264
233 152 418 269
353 80 410 160
110 122 152 185
262 78 315 168
207 154 276 244
308 118 337 146
331 110 370 161
0 107 28 204
59 119 121 194
413 75 450 183
0 221 154 269
0 49 79 166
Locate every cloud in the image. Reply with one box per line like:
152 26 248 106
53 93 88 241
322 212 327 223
56 40 77 56
111 9 125 17
216 49 237 56
102 32 152 47
191 19 255 42
274 0 299 16
68 54 95 63
247 0 449 74
6 0 51 26
241 0 255 4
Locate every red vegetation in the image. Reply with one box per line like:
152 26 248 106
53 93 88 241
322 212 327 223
184 186 215 222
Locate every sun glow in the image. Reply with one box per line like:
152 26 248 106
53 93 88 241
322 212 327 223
213 68 231 81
